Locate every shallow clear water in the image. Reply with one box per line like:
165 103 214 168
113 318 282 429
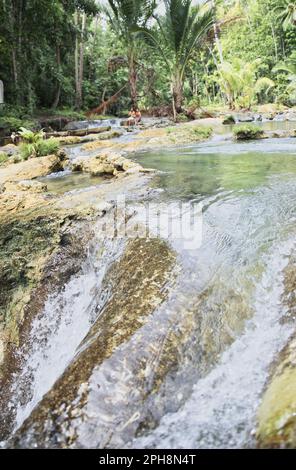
128 137 296 448
38 171 108 194
133 138 296 200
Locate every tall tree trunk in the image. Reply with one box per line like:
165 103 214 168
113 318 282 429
11 49 18 90
212 0 224 64
78 13 86 107
52 45 61 109
270 22 278 62
75 11 79 107
75 11 86 110
128 50 138 108
172 75 183 117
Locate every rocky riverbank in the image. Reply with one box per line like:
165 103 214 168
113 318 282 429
0 143 157 441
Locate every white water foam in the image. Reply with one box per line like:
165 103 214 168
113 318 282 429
9 236 124 433
131 239 295 449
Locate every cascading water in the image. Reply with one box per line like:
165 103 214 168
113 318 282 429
2 133 296 448
131 239 295 449
7 234 125 435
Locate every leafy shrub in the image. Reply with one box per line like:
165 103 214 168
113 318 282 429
20 138 60 160
0 116 37 132
0 152 8 166
19 127 45 143
233 124 264 140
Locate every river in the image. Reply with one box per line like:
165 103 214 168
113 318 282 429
2 129 296 448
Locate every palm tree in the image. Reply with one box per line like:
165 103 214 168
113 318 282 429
216 59 275 110
105 0 156 107
138 0 214 119
273 0 296 30
273 53 296 101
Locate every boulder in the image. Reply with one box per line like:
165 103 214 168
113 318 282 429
233 124 265 140
236 114 255 123
71 152 142 177
39 117 70 132
0 154 64 186
0 144 19 157
222 115 236 125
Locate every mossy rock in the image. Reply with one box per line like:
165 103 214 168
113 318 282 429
223 115 236 125
233 124 264 140
7 238 176 448
257 258 296 448
257 336 296 448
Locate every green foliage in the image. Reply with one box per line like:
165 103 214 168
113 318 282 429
166 125 213 141
0 152 8 166
273 52 296 104
19 129 60 159
0 117 37 132
233 124 264 140
37 108 86 121
215 59 275 110
223 115 236 125
0 0 295 115
138 0 214 115
273 0 296 30
19 128 45 144
191 126 213 140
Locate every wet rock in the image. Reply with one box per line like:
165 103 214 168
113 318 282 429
39 117 71 132
64 121 111 131
0 144 19 157
0 213 97 439
236 114 255 123
0 154 64 186
71 152 142 177
257 257 296 448
6 238 176 449
222 115 236 125
257 335 296 448
57 130 123 146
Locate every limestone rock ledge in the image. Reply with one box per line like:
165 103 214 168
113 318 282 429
71 152 155 177
0 153 65 187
